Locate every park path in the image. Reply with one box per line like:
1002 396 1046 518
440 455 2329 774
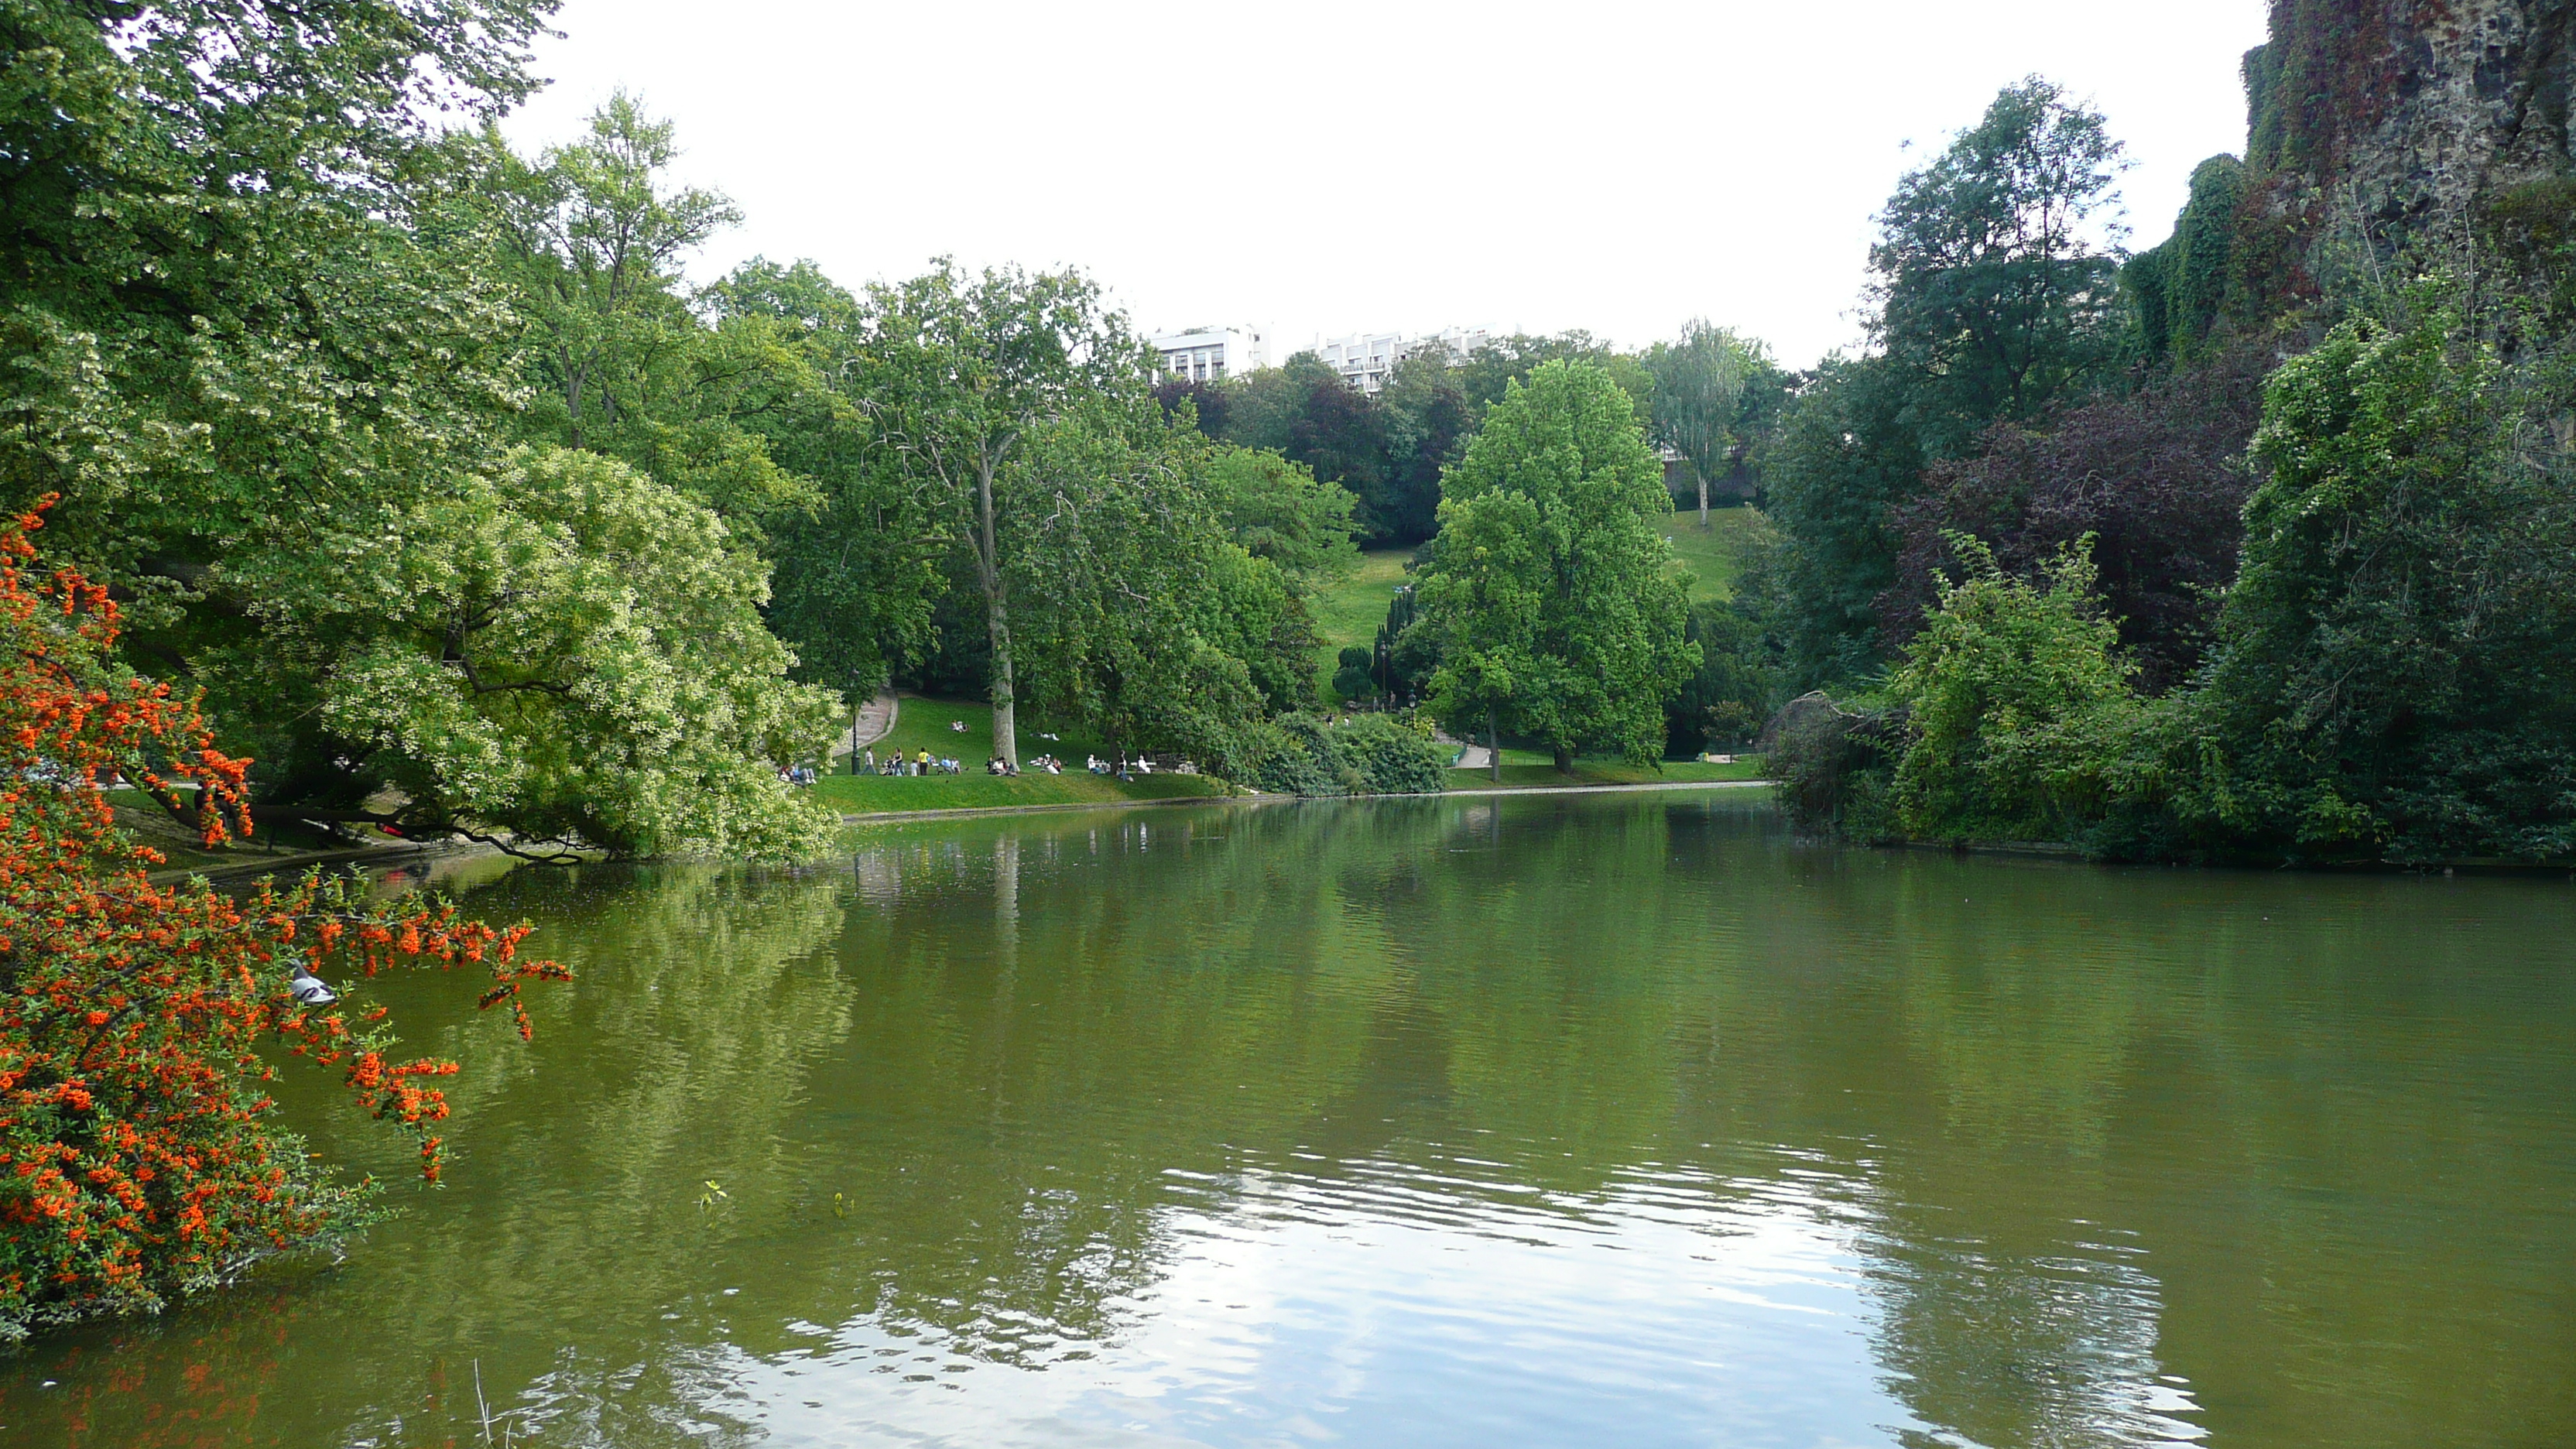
829 690 899 761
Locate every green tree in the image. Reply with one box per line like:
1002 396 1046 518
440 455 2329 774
1207 447 1360 579
1001 393 1286 752
1220 353 1403 542
1761 353 1925 684
271 446 842 860
1886 535 2139 842
1416 361 1698 769
849 261 1144 769
1455 331 1653 425
1763 77 2128 684
1646 320 1757 529
474 95 816 531
1375 344 1476 543
0 9 842 858
709 257 942 697
1871 76 2129 456
2186 292 2576 861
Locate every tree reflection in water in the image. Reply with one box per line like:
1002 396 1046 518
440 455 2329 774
1 796 2570 1449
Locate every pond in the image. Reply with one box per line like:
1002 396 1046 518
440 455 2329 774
3 791 2571 1447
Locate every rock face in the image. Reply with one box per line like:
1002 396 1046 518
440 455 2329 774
2204 1 2574 324
2252 1 2574 209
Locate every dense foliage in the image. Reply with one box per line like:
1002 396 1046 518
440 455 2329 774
1249 712 1448 797
1415 361 1697 768
2176 296 2576 861
0 510 564 1341
1880 351 2266 691
1 2 837 859
1762 79 2130 683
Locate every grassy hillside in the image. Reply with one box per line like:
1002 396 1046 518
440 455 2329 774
1310 549 1413 649
1660 505 1763 601
1307 549 1413 702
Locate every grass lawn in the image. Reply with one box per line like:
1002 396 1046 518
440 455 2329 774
815 771 1231 814
1660 505 1764 601
820 695 1233 814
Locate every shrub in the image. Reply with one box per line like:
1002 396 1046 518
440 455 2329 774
0 506 564 1341
1886 536 2142 842
1334 714 1450 795
1760 693 1903 841
1249 711 1448 796
1331 646 1378 701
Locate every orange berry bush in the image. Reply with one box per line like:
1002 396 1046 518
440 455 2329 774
0 502 567 1341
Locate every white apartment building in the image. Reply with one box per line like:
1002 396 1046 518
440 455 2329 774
1152 325 1267 385
1314 327 1492 393
1315 331 1406 393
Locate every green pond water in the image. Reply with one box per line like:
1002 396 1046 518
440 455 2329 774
2 790 2572 1447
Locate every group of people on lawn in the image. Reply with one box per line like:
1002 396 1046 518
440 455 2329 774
844 717 1193 782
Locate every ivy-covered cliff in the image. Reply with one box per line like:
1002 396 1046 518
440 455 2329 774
2132 0 2576 361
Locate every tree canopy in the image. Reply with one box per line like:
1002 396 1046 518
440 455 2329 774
1416 361 1697 768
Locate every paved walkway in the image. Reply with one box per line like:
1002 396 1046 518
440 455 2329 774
829 691 899 760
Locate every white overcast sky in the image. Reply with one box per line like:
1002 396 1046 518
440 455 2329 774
499 0 2272 368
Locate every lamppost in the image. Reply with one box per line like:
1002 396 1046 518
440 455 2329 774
848 670 865 775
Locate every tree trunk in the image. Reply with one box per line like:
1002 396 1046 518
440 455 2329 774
988 595 1018 771
1553 745 1574 774
1697 471 1710 530
975 453 1019 771
1488 711 1501 783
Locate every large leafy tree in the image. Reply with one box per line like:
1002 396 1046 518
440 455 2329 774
1759 354 1925 685
1454 331 1653 424
1 0 550 588
1870 76 2129 455
2185 295 2576 861
1005 397 1292 749
848 262 1148 769
1763 77 2129 683
1 2 838 858
286 447 842 861
1374 345 1475 544
473 95 817 532
713 259 941 697
1207 447 1358 581
1224 353 1402 542
1416 361 1698 769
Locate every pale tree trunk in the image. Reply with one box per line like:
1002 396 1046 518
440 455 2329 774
1697 469 1710 530
975 451 1019 771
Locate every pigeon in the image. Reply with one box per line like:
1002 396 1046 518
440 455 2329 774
289 967 338 1007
